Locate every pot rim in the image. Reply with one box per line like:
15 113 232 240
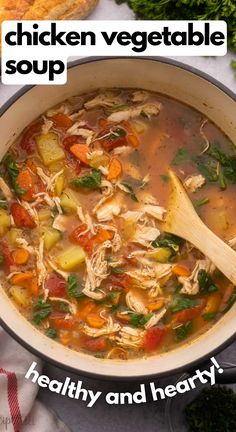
0 56 236 382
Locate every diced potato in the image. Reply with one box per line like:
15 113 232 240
43 227 61 251
151 247 172 263
89 154 109 169
55 174 65 196
60 188 80 212
9 286 31 308
0 209 11 237
57 245 85 271
8 228 22 246
36 132 65 166
48 161 65 173
38 208 52 222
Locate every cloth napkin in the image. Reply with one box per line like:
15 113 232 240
0 327 71 432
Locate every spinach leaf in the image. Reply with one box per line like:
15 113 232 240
170 297 200 313
197 269 218 293
3 155 25 196
67 275 84 298
222 288 236 313
32 298 52 325
45 328 57 339
121 182 138 202
193 197 209 209
130 313 153 327
71 169 102 189
152 233 182 257
160 174 169 183
175 321 192 342
202 312 217 321
195 157 218 182
171 148 192 166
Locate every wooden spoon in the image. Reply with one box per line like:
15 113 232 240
163 170 236 285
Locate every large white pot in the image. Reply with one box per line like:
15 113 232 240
0 57 236 380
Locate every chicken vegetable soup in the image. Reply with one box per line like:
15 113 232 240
1 89 236 359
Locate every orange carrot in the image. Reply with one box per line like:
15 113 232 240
70 144 90 165
86 313 105 328
172 265 191 277
11 271 34 286
30 277 39 296
147 300 164 312
116 312 131 323
122 121 140 148
107 158 122 180
51 113 73 129
77 301 96 320
16 169 35 202
59 332 72 345
93 228 113 244
26 159 37 174
13 248 29 265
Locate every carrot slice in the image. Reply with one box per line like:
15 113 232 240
51 113 73 129
147 300 164 312
70 144 90 165
172 265 191 277
93 228 113 244
77 301 96 320
107 158 122 181
26 160 37 174
30 277 39 296
122 121 140 148
13 248 29 265
11 271 34 286
11 203 36 229
16 169 35 202
86 313 105 328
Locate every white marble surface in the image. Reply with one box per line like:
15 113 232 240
0 2 236 430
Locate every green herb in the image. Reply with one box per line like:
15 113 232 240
185 386 236 432
0 253 4 266
32 298 52 325
195 158 218 182
0 201 7 210
193 197 210 209
197 269 218 293
223 288 236 313
115 1 236 53
45 328 57 339
207 145 236 185
140 110 148 119
58 302 70 313
130 313 153 327
34 299 51 310
175 321 192 342
171 148 192 166
202 312 217 321
106 127 126 140
71 169 102 189
110 267 125 275
3 155 25 196
170 297 200 313
152 233 182 257
121 182 138 202
67 275 84 299
160 174 169 183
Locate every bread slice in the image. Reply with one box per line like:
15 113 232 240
0 0 98 22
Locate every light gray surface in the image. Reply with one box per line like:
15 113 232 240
0 2 236 430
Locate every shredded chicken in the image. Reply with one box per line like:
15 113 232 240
66 123 94 145
144 308 167 329
46 104 70 117
126 291 148 314
83 316 120 337
41 116 53 134
49 297 77 315
52 215 68 232
115 326 144 348
107 102 162 123
82 241 111 300
131 90 149 103
95 198 121 222
184 174 206 193
142 204 166 221
47 259 69 280
132 225 160 247
15 238 35 254
179 258 215 295
84 92 122 110
0 177 13 200
19 200 39 225
36 238 47 288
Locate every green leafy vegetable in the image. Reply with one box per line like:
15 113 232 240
58 302 71 313
222 288 236 313
170 297 200 313
71 169 102 189
45 328 57 339
185 386 236 432
195 158 218 182
193 197 210 208
202 312 217 321
3 155 25 196
32 298 52 325
175 321 192 342
160 174 169 183
140 110 149 119
67 275 84 299
130 313 153 327
106 127 126 140
110 267 125 275
171 148 192 166
152 233 182 258
197 269 218 293
115 0 236 53
121 182 138 202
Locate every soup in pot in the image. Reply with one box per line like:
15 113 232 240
0 88 236 359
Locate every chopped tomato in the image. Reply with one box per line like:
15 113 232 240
11 203 36 228
16 169 35 202
107 273 131 291
70 224 93 255
82 337 108 352
1 242 14 273
51 113 73 129
63 135 79 151
173 299 206 324
98 128 127 152
50 314 76 330
45 273 67 297
143 327 166 353
20 121 42 154
93 228 113 244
